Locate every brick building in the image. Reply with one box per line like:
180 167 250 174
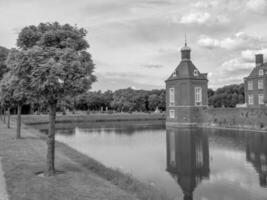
244 54 267 107
165 42 208 127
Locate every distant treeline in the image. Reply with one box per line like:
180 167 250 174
37 84 245 113
208 83 245 108
73 83 245 112
74 88 166 112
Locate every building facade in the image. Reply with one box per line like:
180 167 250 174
244 54 267 108
165 42 208 127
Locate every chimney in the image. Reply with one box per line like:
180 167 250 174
255 54 263 66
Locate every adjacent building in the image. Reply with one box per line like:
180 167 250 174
244 54 267 107
165 42 208 127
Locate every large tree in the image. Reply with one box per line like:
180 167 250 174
5 48 28 138
0 46 9 80
0 72 14 128
15 22 96 176
0 46 10 120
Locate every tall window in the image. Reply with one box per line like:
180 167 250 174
194 69 198 76
195 87 202 105
258 79 263 89
248 95 254 105
259 69 264 76
248 81 253 90
259 94 264 105
169 88 175 106
169 110 175 118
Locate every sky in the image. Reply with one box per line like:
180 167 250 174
1 0 267 91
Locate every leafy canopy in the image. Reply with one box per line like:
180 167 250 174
0 46 9 80
15 22 96 103
5 48 29 104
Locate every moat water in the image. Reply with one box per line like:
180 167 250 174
38 121 267 200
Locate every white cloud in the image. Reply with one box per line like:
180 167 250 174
180 12 211 25
198 32 266 50
246 0 267 13
209 56 255 88
193 0 219 9
197 37 220 49
193 1 210 8
216 15 230 24
220 58 252 72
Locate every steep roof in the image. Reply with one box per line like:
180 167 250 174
166 60 207 81
245 62 267 79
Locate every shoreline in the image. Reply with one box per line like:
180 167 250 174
19 112 267 133
19 113 166 125
166 122 267 133
0 119 170 200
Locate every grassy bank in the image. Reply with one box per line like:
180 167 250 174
0 119 170 200
20 112 165 125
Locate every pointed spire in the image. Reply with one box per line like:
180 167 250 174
185 33 187 47
181 34 191 60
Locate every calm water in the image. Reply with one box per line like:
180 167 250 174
40 121 267 200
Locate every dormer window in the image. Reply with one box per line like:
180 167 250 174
259 69 263 76
194 69 198 76
173 71 176 77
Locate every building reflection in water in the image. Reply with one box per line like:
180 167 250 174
246 132 267 187
166 128 210 200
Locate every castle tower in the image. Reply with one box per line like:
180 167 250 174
165 41 208 127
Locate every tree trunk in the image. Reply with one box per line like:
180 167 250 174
45 101 57 176
3 107 6 123
37 106 41 115
30 103 33 114
16 104 22 139
7 107 10 128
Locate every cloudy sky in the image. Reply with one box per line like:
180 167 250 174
1 0 267 91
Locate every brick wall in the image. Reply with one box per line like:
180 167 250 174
166 107 267 131
206 108 267 130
